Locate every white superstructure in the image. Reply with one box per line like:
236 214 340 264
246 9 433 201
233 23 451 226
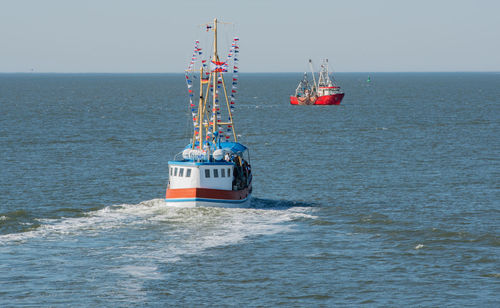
168 162 234 190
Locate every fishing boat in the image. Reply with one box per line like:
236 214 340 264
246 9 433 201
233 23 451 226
290 59 344 105
165 18 252 208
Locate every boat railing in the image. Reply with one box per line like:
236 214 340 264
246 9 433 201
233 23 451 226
173 152 184 161
173 149 212 162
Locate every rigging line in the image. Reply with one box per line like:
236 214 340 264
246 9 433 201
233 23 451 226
184 92 193 141
326 59 338 83
223 26 232 59
220 72 237 142
184 72 196 141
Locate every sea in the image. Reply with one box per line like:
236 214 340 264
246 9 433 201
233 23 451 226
0 72 498 307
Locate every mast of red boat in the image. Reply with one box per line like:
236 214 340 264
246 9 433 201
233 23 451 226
308 59 318 94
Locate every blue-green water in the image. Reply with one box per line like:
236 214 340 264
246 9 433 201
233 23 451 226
0 73 499 306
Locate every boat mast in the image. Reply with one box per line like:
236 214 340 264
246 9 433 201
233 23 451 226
211 18 218 137
325 58 329 80
323 59 329 85
188 18 239 154
308 59 318 92
325 59 333 85
198 18 237 146
317 59 330 87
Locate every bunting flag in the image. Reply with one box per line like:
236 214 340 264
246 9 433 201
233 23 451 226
226 37 239 140
210 61 228 72
184 40 205 148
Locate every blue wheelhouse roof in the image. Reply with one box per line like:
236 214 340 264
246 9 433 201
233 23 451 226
219 142 247 153
168 161 233 166
185 141 247 154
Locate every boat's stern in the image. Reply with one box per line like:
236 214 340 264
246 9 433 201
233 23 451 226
165 161 251 207
165 142 252 208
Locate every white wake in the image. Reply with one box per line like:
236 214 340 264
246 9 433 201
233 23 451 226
0 199 316 260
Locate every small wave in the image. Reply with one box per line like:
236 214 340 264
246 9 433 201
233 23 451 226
311 220 335 226
481 273 500 278
113 265 163 280
1 209 29 219
286 294 332 300
358 212 394 225
251 197 316 209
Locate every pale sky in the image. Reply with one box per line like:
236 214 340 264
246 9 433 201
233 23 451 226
1 0 499 72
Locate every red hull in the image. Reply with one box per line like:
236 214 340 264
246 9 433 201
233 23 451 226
290 93 344 105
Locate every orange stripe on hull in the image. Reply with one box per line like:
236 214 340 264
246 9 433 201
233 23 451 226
166 187 251 201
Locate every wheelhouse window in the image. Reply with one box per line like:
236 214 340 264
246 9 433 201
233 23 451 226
205 169 210 178
170 167 173 176
221 169 225 177
227 168 231 177
174 167 178 176
179 168 184 177
186 168 191 177
213 169 219 178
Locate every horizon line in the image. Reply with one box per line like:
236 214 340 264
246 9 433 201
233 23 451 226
1 71 499 74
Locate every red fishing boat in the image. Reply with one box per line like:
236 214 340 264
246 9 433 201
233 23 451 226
290 59 344 105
